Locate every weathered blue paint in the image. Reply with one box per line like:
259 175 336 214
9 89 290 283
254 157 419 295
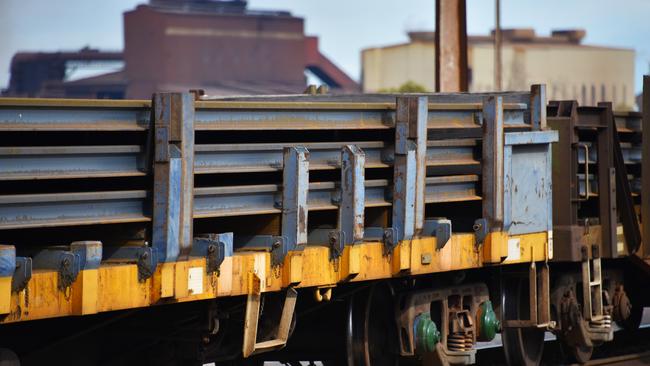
0 245 16 278
282 146 309 250
70 241 102 270
339 145 365 245
503 131 557 235
152 92 195 263
392 97 428 243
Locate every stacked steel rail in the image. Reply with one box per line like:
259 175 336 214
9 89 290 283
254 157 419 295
0 87 557 364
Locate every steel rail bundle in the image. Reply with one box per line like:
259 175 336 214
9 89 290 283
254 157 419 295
0 87 559 365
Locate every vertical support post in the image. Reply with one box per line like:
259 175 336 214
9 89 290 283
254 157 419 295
393 97 428 242
482 96 505 231
641 75 650 257
601 101 642 254
152 92 195 263
494 0 502 91
530 84 547 130
412 97 428 233
282 146 309 252
435 0 468 92
596 107 616 258
339 145 365 245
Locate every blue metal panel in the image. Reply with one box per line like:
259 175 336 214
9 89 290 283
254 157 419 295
503 130 558 236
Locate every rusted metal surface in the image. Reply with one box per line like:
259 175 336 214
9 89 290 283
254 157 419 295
494 0 502 91
602 102 642 254
338 145 365 246
392 97 428 244
548 102 620 260
482 96 505 232
281 146 310 251
435 0 468 92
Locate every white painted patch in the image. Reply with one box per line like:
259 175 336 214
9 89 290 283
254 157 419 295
188 267 204 295
548 230 554 259
507 238 521 261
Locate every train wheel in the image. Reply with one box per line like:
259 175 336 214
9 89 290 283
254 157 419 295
612 284 643 331
0 348 20 366
501 277 545 366
561 341 593 364
346 283 399 366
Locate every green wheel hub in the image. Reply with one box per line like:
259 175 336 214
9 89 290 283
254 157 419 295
414 313 440 354
477 300 500 341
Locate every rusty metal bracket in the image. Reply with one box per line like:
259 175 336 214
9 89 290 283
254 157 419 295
12 257 32 293
473 218 489 246
501 262 554 330
31 241 102 290
191 233 233 275
236 235 288 267
103 245 157 282
243 277 298 357
422 219 452 249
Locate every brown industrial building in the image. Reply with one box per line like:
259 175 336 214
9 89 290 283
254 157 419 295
2 0 359 99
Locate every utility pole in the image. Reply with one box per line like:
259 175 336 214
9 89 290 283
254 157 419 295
435 0 468 92
494 0 502 91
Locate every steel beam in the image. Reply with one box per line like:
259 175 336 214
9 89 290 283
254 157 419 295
339 145 365 246
393 97 428 243
530 85 547 130
435 0 468 92
281 146 310 250
152 92 195 263
482 96 504 232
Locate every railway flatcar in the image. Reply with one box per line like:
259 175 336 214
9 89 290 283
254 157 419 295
0 86 561 366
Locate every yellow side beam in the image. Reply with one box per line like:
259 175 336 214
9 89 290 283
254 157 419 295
0 232 548 324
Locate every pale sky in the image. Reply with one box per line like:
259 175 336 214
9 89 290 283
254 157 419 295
0 0 648 92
